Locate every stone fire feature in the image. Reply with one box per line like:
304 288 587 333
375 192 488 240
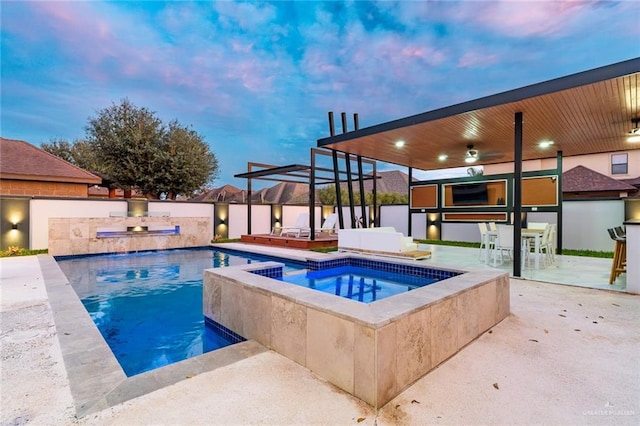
203 255 509 408
48 216 211 256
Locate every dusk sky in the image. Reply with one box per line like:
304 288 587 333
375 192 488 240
2 1 639 188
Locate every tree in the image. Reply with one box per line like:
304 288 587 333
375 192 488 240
146 121 219 199
316 185 407 205
42 138 102 174
83 99 218 199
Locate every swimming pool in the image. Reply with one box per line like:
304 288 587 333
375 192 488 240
282 265 437 303
56 247 305 376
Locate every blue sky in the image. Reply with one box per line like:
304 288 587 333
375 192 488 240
2 1 639 188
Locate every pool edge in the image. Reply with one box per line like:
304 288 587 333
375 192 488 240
39 254 268 418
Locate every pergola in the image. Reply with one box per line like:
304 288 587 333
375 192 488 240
234 150 378 238
317 58 640 277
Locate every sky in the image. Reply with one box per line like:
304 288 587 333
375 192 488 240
2 1 639 189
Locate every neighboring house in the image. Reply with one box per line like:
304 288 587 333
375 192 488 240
193 170 415 205
346 169 414 195
562 165 638 199
0 137 101 197
483 150 640 182
191 184 250 203
255 182 309 204
483 150 640 199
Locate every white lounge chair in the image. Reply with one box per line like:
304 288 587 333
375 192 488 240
272 213 310 238
317 213 338 235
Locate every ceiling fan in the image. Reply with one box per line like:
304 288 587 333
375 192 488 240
630 118 640 135
465 144 478 163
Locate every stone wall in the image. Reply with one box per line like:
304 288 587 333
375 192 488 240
49 216 212 256
204 258 509 408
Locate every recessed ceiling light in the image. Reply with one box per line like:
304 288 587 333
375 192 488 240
395 140 405 148
438 154 448 161
539 140 554 148
627 135 640 143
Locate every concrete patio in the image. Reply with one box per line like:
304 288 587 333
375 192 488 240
1 249 638 425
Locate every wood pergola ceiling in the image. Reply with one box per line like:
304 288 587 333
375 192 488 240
317 58 640 171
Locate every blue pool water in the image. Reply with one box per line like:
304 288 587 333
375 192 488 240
56 248 304 376
281 265 437 303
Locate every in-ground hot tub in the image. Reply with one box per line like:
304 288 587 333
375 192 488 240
203 253 509 408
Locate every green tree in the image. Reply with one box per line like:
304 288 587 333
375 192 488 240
83 99 218 199
42 138 102 174
146 120 219 199
86 99 164 194
316 185 407 205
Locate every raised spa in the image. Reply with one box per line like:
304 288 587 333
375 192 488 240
278 256 457 303
203 253 509 408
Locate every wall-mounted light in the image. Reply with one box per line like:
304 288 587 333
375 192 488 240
219 218 226 225
11 223 18 230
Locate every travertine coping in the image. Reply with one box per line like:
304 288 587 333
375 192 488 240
40 255 267 418
203 255 509 408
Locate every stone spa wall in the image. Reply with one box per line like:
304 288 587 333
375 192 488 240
203 255 509 408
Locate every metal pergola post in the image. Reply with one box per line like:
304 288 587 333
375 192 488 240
513 112 524 277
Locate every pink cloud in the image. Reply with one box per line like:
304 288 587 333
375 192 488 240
465 0 592 38
457 51 500 68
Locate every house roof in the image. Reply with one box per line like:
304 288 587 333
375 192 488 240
0 137 102 184
562 165 637 192
317 58 640 172
256 182 309 204
191 184 249 203
621 176 640 187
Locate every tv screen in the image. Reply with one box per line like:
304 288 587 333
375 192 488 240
452 183 488 205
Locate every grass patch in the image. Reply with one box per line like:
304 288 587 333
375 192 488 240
210 238 242 244
309 247 339 253
414 239 481 249
0 247 48 257
560 249 613 258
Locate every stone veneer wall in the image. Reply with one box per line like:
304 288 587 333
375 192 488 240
204 260 509 408
48 217 211 256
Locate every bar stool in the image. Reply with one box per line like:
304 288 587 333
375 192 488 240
607 228 626 284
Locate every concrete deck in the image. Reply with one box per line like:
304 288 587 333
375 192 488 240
1 252 638 425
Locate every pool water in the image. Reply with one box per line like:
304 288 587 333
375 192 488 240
281 265 437 303
56 248 304 376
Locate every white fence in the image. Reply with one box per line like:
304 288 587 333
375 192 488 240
15 198 632 252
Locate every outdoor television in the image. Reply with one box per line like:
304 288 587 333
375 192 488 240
452 183 489 205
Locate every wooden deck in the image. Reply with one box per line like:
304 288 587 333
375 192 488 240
240 233 338 250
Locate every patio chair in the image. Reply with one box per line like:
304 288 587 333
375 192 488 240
317 213 338 235
478 222 492 260
272 212 311 238
527 222 548 230
492 224 531 269
537 224 554 266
